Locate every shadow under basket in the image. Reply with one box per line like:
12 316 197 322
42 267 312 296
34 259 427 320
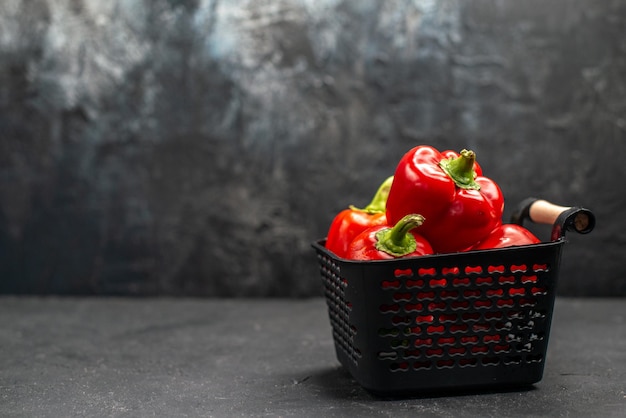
312 198 595 396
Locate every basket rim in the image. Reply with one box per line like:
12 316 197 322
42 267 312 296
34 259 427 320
312 238 563 265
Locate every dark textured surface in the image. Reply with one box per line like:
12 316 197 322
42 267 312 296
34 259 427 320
0 0 624 296
0 296 625 417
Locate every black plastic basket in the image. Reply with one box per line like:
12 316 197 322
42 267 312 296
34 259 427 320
312 198 595 395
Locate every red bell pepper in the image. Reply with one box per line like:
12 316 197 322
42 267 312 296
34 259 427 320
346 214 433 260
325 176 393 258
386 146 504 254
471 224 540 250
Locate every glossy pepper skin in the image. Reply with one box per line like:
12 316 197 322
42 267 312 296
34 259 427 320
325 176 393 258
346 214 434 260
385 146 504 254
471 224 540 250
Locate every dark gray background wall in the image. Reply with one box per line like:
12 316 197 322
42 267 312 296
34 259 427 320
1 0 624 297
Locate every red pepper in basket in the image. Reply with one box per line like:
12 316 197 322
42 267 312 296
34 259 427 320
346 214 433 260
471 224 540 250
386 146 504 254
325 176 393 258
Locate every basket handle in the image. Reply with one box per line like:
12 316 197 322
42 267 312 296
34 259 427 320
511 197 595 241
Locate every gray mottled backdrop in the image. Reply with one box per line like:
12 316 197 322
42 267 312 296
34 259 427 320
1 0 624 296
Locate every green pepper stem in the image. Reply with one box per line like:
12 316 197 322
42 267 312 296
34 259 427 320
439 149 481 190
374 214 425 257
349 175 394 214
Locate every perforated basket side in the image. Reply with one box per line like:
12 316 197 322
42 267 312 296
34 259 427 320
313 240 564 394
315 245 361 365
